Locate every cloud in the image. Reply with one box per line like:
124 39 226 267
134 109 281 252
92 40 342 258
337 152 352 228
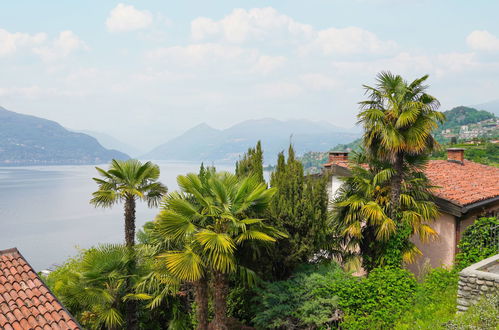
300 73 339 91
33 31 88 61
0 29 46 56
251 55 287 74
466 30 499 52
191 7 396 57
106 3 153 32
146 43 259 67
254 81 303 99
301 26 397 56
191 7 313 43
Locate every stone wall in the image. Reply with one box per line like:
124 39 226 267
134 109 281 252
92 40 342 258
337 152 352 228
457 254 499 312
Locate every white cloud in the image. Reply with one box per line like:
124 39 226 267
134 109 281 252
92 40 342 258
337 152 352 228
191 7 396 57
302 26 397 56
106 3 153 33
300 73 339 91
466 30 499 52
146 43 259 67
254 82 303 99
251 55 287 74
33 31 88 61
0 29 46 56
191 7 313 43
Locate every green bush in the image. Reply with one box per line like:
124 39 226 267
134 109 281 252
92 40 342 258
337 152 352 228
252 262 356 329
455 217 498 270
445 294 499 329
394 267 458 329
341 267 417 330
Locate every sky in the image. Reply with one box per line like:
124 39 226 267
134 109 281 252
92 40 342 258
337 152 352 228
1 0 499 151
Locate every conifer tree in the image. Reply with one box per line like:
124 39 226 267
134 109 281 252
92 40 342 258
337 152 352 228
267 145 331 279
235 141 264 183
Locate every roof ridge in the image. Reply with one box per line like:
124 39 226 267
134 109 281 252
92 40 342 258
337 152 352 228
0 247 20 256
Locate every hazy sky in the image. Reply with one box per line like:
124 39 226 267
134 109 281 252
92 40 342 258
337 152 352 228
1 1 499 150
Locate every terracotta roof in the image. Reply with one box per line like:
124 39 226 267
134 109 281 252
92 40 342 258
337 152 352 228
0 248 80 330
326 159 499 206
424 160 499 206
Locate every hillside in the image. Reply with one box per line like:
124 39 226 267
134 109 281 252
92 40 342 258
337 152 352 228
143 119 360 163
300 106 499 173
78 130 143 157
0 106 129 165
435 106 498 142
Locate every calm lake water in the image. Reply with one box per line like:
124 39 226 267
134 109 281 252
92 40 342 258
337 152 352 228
0 162 234 270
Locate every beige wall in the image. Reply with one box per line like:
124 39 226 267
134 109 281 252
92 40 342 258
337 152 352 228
407 212 456 276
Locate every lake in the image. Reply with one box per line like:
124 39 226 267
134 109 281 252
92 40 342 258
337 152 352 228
0 162 234 270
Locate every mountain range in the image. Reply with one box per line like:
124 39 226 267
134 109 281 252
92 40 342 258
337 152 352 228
0 106 129 166
142 118 361 163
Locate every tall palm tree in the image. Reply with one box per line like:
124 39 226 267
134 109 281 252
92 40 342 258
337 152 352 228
91 159 167 329
332 152 439 271
91 159 167 247
358 72 444 216
155 169 283 329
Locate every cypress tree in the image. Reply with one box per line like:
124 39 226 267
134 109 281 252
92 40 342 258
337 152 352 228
267 145 331 279
235 141 264 183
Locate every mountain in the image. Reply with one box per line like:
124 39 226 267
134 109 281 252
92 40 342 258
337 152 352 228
78 130 143 157
440 106 496 130
0 106 129 165
434 106 498 141
143 118 360 163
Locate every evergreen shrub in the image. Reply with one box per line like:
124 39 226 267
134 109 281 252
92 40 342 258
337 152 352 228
455 217 498 270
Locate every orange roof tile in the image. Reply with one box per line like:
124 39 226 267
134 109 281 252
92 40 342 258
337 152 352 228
328 159 499 206
424 160 499 206
0 248 80 330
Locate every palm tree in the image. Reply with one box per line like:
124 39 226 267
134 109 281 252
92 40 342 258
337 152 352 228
154 169 283 329
46 244 136 330
91 159 167 329
332 152 439 272
358 72 444 216
91 159 167 247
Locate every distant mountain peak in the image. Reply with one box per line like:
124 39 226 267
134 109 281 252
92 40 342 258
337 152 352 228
0 107 129 165
143 117 360 162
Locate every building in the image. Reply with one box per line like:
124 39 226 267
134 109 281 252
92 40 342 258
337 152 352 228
324 149 499 274
0 247 81 329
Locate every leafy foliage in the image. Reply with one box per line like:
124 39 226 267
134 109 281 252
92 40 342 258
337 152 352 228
438 106 495 130
431 142 499 167
332 152 439 271
154 168 284 327
445 294 499 330
91 159 167 210
235 140 265 183
455 217 499 270
340 267 417 329
266 145 332 278
252 263 352 329
44 244 182 329
394 267 458 329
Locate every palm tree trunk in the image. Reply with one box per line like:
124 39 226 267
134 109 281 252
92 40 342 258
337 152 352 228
124 195 138 329
390 153 404 219
194 277 209 330
124 196 136 247
211 271 228 330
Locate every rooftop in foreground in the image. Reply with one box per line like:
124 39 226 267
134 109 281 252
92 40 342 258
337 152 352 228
0 247 80 330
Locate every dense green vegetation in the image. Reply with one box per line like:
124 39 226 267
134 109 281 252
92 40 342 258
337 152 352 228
42 72 499 329
438 106 495 130
455 217 499 270
431 142 499 166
